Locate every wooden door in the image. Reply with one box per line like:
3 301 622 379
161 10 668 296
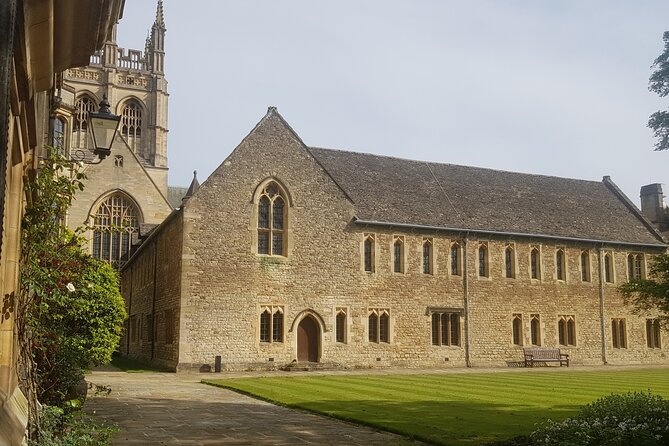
297 316 319 362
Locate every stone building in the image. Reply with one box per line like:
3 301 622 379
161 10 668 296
0 1 124 443
119 107 668 372
54 1 175 267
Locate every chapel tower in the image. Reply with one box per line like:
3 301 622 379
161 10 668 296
53 0 173 267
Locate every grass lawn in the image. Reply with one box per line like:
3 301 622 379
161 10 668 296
204 368 669 445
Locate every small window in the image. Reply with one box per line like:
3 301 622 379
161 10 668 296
647 319 662 349
335 309 347 343
53 117 66 149
556 249 566 281
257 182 287 256
512 314 523 346
505 246 515 278
259 306 284 343
368 309 390 343
114 155 124 167
393 236 404 273
530 314 541 346
450 243 461 276
530 248 540 280
431 311 461 346
558 315 576 346
627 253 644 280
581 251 590 282
422 239 433 275
611 318 626 349
363 234 375 272
604 253 613 283
478 243 488 278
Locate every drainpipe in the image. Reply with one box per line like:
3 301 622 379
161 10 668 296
126 265 132 355
598 246 608 364
150 240 157 360
463 235 472 367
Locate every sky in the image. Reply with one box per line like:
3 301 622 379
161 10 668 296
117 1 669 205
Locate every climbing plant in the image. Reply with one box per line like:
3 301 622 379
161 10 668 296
17 149 126 440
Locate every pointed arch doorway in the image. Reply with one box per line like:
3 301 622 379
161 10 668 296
297 315 320 362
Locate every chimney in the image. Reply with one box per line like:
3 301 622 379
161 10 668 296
640 183 667 226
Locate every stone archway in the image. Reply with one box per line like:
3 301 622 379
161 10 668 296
297 315 320 362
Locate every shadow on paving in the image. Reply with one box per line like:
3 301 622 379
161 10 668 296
86 396 418 446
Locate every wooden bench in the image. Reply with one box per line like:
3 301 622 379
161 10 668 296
523 348 569 367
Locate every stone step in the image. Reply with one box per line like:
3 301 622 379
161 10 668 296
281 361 349 372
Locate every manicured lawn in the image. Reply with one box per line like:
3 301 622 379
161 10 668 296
204 368 669 445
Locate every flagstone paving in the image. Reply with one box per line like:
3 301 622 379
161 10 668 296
85 369 419 445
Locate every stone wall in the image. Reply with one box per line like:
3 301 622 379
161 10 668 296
121 111 668 371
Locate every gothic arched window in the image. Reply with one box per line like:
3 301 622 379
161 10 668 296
73 95 96 148
121 100 143 150
257 181 287 256
91 193 140 268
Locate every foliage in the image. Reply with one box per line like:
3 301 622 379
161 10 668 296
649 31 669 151
28 405 117 446
17 148 127 437
205 369 669 445
531 392 669 446
619 254 669 327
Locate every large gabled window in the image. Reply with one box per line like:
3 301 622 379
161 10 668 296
257 182 287 256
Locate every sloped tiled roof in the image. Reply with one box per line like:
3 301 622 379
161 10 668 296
308 147 665 246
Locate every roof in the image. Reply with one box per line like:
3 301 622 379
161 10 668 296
308 147 665 246
167 186 188 208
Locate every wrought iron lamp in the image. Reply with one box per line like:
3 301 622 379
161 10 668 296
87 95 121 161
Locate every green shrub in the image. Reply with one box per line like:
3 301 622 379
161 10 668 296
532 392 669 446
29 406 117 446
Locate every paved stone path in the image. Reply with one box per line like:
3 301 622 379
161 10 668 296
85 370 419 445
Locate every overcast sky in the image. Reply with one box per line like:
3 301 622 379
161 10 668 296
117 1 668 205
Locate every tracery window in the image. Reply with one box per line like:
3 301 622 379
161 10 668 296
611 318 627 349
478 243 488 277
336 308 347 343
530 247 540 280
558 315 576 346
556 249 566 281
431 311 461 346
91 193 140 268
260 306 284 343
581 251 590 282
423 239 433 275
627 253 644 280
604 253 613 283
121 100 143 150
363 234 375 272
450 243 461 276
530 314 541 346
368 309 390 343
647 319 661 349
257 182 287 256
393 236 404 273
512 314 523 346
72 95 96 148
505 246 515 278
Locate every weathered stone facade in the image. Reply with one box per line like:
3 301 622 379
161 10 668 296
120 109 669 372
58 2 173 260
